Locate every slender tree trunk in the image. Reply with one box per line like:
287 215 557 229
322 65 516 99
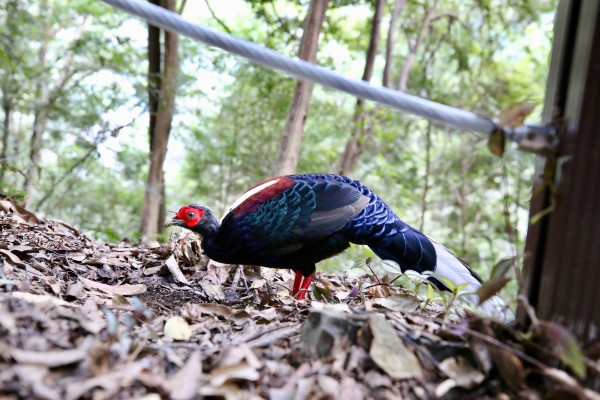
0 99 11 184
25 83 49 197
147 0 161 150
273 0 328 176
25 110 49 196
419 122 432 231
23 0 83 198
140 0 179 241
382 0 406 88
147 0 163 235
333 0 385 175
397 0 442 92
24 0 50 197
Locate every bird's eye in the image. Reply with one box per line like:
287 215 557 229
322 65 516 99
187 211 196 219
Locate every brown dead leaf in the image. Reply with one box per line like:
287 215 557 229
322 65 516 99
66 280 85 299
218 344 262 370
372 295 420 313
476 276 511 305
14 365 61 400
489 345 525 392
11 336 91 367
165 255 190 284
9 244 34 252
199 281 225 300
245 325 298 348
206 260 236 285
79 276 147 296
64 360 148 400
317 375 340 397
0 305 17 334
539 321 586 379
185 303 250 326
498 101 537 128
209 362 260 387
2 198 42 224
301 309 362 358
541 367 600 400
338 376 368 400
369 313 423 379
0 249 26 267
164 316 192 341
200 383 263 400
488 128 506 157
435 356 486 397
10 291 75 308
365 284 393 298
78 298 107 334
167 350 203 400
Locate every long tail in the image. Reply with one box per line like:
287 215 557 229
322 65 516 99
428 238 513 321
364 221 512 321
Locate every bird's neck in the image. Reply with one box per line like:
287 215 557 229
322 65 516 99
192 216 221 238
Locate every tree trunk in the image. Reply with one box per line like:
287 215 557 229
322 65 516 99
273 0 328 176
23 0 50 198
147 0 161 150
23 0 83 198
382 0 406 88
0 99 11 184
147 0 163 235
139 0 179 241
398 0 441 92
333 0 385 175
419 122 432 231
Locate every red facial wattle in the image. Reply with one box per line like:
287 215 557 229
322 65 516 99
177 207 203 227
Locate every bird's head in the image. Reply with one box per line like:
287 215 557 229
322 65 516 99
165 205 218 235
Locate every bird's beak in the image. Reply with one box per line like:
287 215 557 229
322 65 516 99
164 215 183 228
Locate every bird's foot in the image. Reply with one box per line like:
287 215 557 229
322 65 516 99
291 271 315 301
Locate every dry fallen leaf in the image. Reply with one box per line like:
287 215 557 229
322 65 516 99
10 291 75 308
200 382 263 400
64 361 148 400
372 295 420 313
11 337 91 368
164 316 192 341
14 365 61 400
199 281 225 300
368 313 423 379
435 356 486 397
498 101 537 128
79 276 147 296
165 255 190 284
476 276 511 305
209 362 260 387
167 350 203 400
2 197 42 224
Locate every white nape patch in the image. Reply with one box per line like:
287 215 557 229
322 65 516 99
222 178 281 220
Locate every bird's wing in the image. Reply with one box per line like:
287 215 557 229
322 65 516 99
222 176 369 253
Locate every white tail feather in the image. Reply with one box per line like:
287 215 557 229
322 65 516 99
428 237 513 321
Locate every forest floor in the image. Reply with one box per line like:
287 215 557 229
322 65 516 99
0 197 599 400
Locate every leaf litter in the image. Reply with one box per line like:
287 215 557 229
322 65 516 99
1 196 599 399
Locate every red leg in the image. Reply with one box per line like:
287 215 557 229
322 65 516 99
292 271 303 297
295 271 315 300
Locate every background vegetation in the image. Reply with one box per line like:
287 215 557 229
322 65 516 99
0 0 556 285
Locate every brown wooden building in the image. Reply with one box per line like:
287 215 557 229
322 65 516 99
521 0 600 347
